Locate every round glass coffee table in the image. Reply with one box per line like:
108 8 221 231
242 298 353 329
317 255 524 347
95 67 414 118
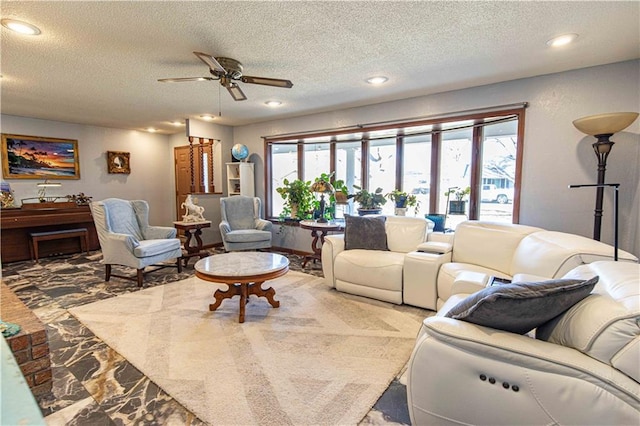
194 252 289 323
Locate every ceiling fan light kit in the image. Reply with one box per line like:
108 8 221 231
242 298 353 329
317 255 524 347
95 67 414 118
159 51 293 102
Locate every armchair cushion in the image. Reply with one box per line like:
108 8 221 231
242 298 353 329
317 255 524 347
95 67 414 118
445 276 598 334
344 215 388 251
133 239 182 258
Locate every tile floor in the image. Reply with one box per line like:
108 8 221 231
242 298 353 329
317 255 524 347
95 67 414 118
2 249 420 425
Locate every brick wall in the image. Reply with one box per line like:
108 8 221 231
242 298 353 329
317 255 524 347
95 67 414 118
1 282 52 397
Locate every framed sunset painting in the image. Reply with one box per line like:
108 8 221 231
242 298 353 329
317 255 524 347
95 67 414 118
1 134 80 179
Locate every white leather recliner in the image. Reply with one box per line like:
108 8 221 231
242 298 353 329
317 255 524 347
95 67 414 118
322 216 432 304
407 261 640 425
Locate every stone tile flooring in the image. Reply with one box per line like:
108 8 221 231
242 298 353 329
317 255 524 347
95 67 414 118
2 249 419 425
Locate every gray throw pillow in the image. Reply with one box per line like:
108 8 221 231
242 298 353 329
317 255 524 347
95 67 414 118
444 276 598 334
344 215 388 251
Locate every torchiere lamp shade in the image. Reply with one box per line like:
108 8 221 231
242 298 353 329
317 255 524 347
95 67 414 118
573 112 639 135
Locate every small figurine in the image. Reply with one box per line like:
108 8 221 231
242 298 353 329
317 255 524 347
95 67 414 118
181 194 206 222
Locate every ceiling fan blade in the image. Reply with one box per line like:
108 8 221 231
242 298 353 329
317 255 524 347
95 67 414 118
158 77 216 83
193 51 226 74
226 82 247 101
241 75 293 88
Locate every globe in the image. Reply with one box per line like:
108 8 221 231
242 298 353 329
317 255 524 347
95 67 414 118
231 144 249 161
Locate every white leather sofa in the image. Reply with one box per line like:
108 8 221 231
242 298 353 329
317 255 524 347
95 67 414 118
321 216 432 304
404 221 637 311
407 261 640 425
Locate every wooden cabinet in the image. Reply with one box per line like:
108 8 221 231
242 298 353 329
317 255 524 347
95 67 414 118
0 205 100 263
226 162 254 196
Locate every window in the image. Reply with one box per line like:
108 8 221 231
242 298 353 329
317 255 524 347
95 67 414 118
265 106 525 226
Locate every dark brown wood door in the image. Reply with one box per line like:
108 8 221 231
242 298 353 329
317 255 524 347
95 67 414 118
174 146 202 220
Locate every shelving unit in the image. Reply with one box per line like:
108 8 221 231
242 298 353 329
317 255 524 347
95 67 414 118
226 162 255 196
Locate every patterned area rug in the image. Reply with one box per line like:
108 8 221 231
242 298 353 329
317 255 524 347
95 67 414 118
69 271 425 425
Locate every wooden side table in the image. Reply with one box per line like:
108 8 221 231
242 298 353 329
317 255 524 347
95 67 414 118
173 220 212 267
299 220 344 268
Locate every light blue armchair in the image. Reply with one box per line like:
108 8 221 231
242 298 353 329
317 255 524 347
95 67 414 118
219 196 272 251
90 198 183 287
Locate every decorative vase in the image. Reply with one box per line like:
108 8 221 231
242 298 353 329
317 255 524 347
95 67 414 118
394 207 407 216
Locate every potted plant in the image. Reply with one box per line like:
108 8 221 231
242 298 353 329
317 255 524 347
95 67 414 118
445 186 470 215
275 178 314 220
352 185 386 215
386 189 420 216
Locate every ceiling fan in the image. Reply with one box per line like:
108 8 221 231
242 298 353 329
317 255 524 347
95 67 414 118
158 51 293 101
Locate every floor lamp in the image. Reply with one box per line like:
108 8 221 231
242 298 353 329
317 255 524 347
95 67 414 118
572 112 638 241
569 183 619 261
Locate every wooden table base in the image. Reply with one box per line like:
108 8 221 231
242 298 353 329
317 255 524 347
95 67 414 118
209 281 280 323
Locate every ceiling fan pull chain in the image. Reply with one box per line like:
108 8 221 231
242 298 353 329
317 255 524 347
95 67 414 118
218 84 222 117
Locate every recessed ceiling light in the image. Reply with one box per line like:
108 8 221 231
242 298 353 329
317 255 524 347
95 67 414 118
146 127 157 133
169 121 184 126
366 76 388 85
200 114 216 121
546 33 578 47
265 100 282 107
1 19 41 35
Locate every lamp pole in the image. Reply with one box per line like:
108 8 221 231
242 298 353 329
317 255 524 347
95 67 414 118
569 183 619 261
591 135 615 241
572 112 638 241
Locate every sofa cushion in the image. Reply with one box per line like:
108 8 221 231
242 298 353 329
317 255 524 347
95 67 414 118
386 216 429 253
451 221 542 276
344 215 388 251
536 262 640 381
335 249 405 292
511 231 638 278
444 276 598 334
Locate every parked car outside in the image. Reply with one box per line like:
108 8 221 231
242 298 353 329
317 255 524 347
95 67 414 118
481 184 513 204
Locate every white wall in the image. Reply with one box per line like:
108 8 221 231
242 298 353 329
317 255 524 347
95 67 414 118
0 115 176 226
2 61 638 256
234 60 640 256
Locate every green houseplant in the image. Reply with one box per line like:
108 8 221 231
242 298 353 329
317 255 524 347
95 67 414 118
444 186 470 215
386 189 420 216
275 178 314 220
352 185 386 215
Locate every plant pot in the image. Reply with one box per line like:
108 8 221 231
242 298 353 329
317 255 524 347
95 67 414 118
394 207 407 216
290 203 299 219
394 196 408 209
448 200 467 215
357 208 382 216
335 191 349 204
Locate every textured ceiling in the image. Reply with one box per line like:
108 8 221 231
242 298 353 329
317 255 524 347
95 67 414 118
1 1 638 133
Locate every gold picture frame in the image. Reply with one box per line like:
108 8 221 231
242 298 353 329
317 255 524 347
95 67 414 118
107 151 130 174
1 133 80 179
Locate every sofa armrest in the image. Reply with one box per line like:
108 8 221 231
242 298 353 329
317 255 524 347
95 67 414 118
321 234 344 288
427 232 455 244
416 241 452 254
403 250 452 310
408 317 640 426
